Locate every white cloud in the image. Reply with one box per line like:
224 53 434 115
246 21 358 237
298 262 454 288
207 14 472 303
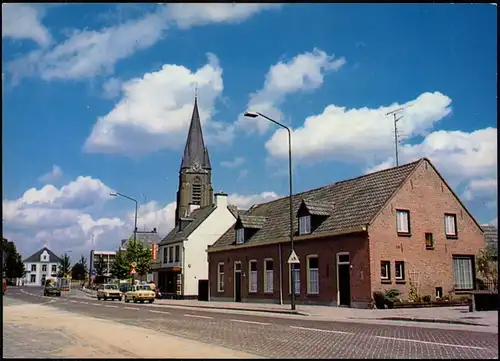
228 192 280 209
490 217 498 228
84 53 231 155
2 4 52 47
166 3 282 29
38 164 63 183
462 177 497 202
238 48 346 133
102 77 122 99
237 169 249 180
220 157 245 168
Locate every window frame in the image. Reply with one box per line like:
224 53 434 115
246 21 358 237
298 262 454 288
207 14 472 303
235 228 245 244
444 213 458 239
163 247 169 263
31 264 36 272
425 232 434 250
263 258 274 294
298 215 312 235
42 265 47 272
30 274 36 283
396 209 411 236
217 262 224 293
168 246 174 263
51 265 57 273
248 260 258 293
174 245 180 262
306 255 319 295
394 261 405 282
192 178 202 205
452 255 475 291
380 260 391 282
288 263 300 295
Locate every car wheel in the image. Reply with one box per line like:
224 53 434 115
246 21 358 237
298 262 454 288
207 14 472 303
125 298 130 303
140 300 144 304
97 296 101 301
149 299 154 304
104 296 107 301
133 297 138 303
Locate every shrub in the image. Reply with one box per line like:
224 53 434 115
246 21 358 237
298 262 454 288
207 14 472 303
384 289 401 309
422 295 431 303
373 291 386 309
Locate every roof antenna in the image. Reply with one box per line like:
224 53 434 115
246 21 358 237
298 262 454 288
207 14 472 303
386 104 413 167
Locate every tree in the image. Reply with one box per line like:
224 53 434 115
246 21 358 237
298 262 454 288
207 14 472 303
110 250 130 280
58 253 72 278
476 245 498 284
110 238 153 280
71 255 88 281
2 238 25 279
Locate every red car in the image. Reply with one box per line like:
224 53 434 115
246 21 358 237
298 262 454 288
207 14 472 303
2 279 6 295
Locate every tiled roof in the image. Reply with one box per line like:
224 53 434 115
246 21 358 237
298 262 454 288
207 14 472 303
24 247 61 263
482 225 498 249
239 215 267 229
300 199 333 216
209 158 423 252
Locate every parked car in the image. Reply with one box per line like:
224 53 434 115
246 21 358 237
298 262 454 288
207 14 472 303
3 279 6 295
97 284 122 301
123 284 155 304
44 280 61 297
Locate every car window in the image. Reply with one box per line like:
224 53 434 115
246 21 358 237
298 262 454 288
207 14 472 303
105 285 118 290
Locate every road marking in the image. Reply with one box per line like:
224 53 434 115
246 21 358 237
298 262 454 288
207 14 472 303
91 303 101 306
149 310 170 315
70 300 78 303
184 314 213 319
104 305 118 308
230 319 271 326
289 325 354 335
124 307 139 311
78 301 89 305
373 336 486 350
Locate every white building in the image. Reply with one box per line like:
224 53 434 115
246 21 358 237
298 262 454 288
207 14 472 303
23 247 61 286
153 193 237 299
89 250 116 279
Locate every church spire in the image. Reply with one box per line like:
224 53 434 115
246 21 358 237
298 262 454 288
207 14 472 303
180 95 211 170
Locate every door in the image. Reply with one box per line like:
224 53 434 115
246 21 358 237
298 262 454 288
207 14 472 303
41 275 46 286
338 264 351 306
198 280 209 301
234 272 242 302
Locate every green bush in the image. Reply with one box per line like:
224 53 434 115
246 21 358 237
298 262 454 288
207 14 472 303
422 295 431 303
373 291 386 309
384 289 401 309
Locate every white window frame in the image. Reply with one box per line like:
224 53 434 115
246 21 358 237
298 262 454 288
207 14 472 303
51 265 57 273
381 261 390 280
263 259 274 294
453 256 474 290
445 214 457 237
306 255 319 295
288 263 300 295
299 215 311 235
236 228 245 244
31 264 36 272
30 274 36 283
217 262 224 292
394 261 405 280
168 246 174 263
42 265 47 272
396 210 410 233
248 260 258 293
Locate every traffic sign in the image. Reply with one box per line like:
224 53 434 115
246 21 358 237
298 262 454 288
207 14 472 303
287 250 300 264
130 269 137 275
91 269 96 276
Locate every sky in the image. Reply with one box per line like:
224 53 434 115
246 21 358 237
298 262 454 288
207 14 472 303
2 3 497 261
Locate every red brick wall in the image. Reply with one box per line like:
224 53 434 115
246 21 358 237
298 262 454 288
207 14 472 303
208 233 372 307
368 159 485 301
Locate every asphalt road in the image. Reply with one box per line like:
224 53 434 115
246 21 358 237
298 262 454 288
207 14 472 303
4 287 498 359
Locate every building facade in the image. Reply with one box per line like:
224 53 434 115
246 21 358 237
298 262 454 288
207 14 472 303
23 247 61 286
89 250 116 279
207 158 485 308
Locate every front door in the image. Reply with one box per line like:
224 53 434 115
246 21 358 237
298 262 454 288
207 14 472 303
234 272 242 302
41 275 46 286
338 264 351 307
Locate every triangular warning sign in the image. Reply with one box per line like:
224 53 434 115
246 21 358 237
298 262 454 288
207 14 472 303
287 250 300 264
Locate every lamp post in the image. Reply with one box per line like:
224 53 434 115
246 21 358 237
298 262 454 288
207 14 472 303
244 111 295 311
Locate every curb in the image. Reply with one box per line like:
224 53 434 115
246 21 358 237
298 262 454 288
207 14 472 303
154 302 309 316
377 316 488 326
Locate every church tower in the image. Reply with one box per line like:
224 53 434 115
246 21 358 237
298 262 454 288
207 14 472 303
175 96 213 224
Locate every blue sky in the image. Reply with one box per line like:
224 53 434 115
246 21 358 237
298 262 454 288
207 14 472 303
2 4 497 260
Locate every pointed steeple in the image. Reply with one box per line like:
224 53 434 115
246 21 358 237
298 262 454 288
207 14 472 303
180 96 211 170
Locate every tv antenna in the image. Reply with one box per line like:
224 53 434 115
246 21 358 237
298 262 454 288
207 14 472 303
386 104 413 166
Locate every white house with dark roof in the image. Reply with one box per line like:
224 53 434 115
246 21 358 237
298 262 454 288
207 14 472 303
23 247 61 286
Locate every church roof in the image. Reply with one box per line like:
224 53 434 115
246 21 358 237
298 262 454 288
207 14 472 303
180 97 211 170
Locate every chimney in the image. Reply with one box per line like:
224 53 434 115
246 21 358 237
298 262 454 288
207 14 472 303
188 203 200 215
214 191 228 208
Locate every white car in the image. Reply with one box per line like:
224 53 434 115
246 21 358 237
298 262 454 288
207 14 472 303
97 284 122 301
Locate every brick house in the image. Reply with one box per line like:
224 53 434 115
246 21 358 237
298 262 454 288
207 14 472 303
207 158 485 308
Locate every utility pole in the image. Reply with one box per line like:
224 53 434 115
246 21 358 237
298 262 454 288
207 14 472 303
386 104 413 167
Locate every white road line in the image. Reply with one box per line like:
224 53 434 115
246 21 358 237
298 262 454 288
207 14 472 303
149 310 170 315
104 305 118 308
124 307 139 311
230 319 271 326
78 301 89 305
373 336 486 350
184 314 213 319
70 300 78 303
91 303 100 306
289 325 354 335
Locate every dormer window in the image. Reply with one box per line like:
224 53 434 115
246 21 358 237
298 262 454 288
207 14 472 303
236 228 245 244
299 215 311 235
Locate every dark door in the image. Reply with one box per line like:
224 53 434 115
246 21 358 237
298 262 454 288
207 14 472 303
235 272 242 302
338 264 351 307
198 280 209 301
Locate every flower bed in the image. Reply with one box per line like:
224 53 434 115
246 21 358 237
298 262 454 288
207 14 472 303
393 300 469 309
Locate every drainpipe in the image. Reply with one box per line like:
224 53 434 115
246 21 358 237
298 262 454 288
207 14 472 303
181 244 186 299
279 243 283 305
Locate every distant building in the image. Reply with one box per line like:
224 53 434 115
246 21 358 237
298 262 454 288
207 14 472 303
482 225 498 252
23 247 61 286
89 250 116 279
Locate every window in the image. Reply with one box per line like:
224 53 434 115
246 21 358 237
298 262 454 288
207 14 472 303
381 261 390 280
307 256 319 294
51 265 57 273
234 262 241 272
425 233 434 249
236 228 245 244
217 263 224 292
299 215 311 235
192 181 202 205
163 247 169 263
174 245 180 262
249 260 257 293
30 275 36 283
31 264 36 272
435 287 443 299
42 265 47 272
338 254 350 263
395 261 405 281
445 214 457 237
168 246 174 263
289 264 300 295
264 259 273 293
453 256 474 290
396 210 410 234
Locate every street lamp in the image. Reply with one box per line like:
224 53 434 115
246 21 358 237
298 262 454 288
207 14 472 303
110 192 138 246
244 111 295 311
